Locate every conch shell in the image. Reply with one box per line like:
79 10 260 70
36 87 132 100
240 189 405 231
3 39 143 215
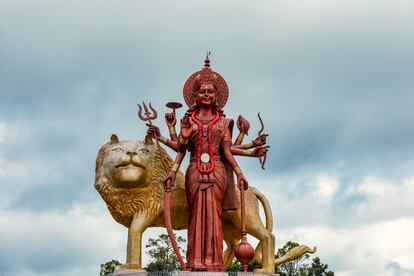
237 115 250 135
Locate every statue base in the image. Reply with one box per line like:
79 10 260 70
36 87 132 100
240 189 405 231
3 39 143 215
178 273 227 276
114 271 278 276
178 272 278 276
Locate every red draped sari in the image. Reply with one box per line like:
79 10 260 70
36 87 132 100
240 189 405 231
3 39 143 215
185 115 232 271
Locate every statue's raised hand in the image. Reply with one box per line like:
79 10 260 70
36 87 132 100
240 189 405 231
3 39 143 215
252 145 270 158
180 114 193 139
146 124 160 138
165 112 176 127
253 133 268 147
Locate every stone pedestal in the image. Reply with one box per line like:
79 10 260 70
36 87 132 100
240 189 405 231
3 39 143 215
178 273 227 276
114 269 148 275
114 271 277 276
178 272 276 276
177 271 279 276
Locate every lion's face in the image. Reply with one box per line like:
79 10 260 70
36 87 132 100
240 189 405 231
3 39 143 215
102 137 155 189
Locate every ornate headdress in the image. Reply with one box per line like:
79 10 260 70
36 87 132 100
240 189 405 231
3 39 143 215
183 54 229 109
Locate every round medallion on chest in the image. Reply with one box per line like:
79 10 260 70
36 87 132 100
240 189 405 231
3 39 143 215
200 153 210 163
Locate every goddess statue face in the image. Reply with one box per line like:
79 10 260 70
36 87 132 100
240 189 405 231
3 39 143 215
197 83 217 107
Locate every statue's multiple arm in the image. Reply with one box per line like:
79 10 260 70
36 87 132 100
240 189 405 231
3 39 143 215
147 124 179 152
165 112 179 142
163 114 193 189
232 134 268 149
222 127 249 190
146 111 180 151
146 109 268 159
231 144 269 158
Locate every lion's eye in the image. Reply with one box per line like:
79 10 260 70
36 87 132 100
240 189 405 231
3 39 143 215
138 148 149 154
112 148 124 152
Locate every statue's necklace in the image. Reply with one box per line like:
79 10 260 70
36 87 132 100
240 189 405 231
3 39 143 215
191 110 220 174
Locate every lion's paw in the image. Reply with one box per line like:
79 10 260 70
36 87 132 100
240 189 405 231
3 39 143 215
254 267 274 274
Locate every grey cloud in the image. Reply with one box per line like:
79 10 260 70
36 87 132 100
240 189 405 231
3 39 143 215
386 262 414 276
1 0 414 274
0 205 126 275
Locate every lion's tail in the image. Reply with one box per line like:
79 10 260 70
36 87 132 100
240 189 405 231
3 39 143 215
252 187 273 232
275 245 317 266
251 187 317 268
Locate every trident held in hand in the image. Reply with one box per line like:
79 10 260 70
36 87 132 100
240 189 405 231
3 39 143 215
137 102 158 126
137 102 167 170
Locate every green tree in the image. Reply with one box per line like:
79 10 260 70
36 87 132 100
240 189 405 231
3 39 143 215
100 259 121 276
227 259 261 272
145 233 186 272
227 259 242 272
299 257 334 276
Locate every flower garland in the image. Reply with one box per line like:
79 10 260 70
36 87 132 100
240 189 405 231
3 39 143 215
191 110 220 174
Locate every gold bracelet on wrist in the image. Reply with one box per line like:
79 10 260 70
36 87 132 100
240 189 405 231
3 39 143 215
236 133 245 143
234 166 242 176
171 162 180 172
158 136 168 144
168 126 177 136
242 150 251 156
180 137 188 145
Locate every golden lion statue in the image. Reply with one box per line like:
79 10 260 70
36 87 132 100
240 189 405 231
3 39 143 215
95 134 315 274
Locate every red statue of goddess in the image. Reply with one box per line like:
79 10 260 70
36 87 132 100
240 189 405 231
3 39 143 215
164 55 247 271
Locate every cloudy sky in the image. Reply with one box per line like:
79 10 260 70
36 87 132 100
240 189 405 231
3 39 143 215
1 1 414 275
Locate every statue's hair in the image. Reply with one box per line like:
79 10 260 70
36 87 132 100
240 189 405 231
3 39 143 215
94 141 174 227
